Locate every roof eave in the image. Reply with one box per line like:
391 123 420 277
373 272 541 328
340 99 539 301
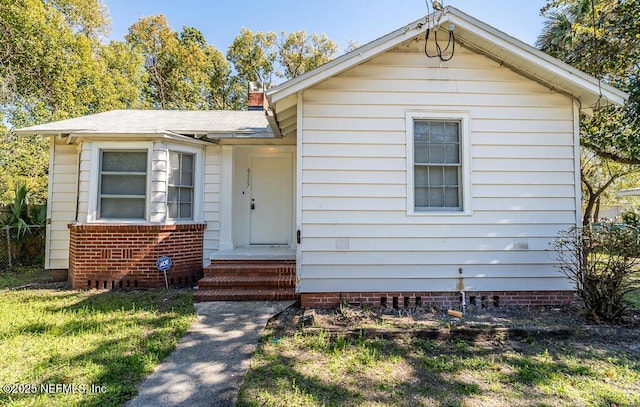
444 11 627 107
267 13 429 105
14 129 276 143
267 6 627 109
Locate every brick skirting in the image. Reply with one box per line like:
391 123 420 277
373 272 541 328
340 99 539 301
68 223 205 289
300 291 576 309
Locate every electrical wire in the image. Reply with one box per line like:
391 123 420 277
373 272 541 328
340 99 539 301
424 28 455 61
423 0 455 62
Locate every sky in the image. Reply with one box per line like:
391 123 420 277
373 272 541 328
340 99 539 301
102 0 548 53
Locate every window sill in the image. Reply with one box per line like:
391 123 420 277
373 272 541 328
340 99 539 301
406 210 473 217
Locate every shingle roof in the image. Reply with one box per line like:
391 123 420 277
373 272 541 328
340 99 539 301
15 110 273 137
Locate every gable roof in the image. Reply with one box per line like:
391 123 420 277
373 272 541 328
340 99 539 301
266 6 627 135
15 109 276 141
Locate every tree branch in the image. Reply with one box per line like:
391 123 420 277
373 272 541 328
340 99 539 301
582 140 640 165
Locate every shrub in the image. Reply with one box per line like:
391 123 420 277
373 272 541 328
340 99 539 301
551 223 640 324
621 209 640 228
1 184 46 267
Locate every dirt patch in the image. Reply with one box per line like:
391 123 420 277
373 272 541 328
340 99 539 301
243 303 640 406
270 302 640 348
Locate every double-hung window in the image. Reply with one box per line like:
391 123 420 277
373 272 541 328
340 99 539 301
98 150 147 219
407 111 470 214
414 119 462 210
167 151 194 220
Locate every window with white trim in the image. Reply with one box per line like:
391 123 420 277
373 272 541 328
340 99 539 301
98 150 147 219
414 119 462 210
168 151 194 219
407 111 471 215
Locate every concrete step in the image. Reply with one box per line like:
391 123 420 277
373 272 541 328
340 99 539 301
197 275 295 289
193 288 299 302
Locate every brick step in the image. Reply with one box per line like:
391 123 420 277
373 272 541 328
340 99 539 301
210 259 296 265
203 268 295 279
194 288 299 302
203 265 295 278
197 275 295 289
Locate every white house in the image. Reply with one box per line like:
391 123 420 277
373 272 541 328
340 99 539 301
17 7 627 307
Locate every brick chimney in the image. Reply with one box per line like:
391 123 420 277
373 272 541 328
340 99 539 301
248 81 266 111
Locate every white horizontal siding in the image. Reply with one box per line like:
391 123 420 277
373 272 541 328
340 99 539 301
203 145 221 262
473 171 575 185
301 210 576 225
302 237 554 252
76 143 90 222
298 264 553 278
302 251 555 265
150 143 167 223
303 170 406 184
298 276 573 293
303 223 575 238
47 138 78 269
304 91 570 108
299 40 577 294
304 104 574 121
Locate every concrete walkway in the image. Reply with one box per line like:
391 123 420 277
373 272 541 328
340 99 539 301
125 300 295 407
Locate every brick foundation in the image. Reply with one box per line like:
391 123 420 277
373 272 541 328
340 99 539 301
68 223 205 289
300 291 576 309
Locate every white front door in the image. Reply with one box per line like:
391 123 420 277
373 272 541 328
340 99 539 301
249 153 292 245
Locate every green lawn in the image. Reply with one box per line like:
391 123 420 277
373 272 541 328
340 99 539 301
0 266 52 288
238 309 640 407
0 268 195 407
628 272 640 307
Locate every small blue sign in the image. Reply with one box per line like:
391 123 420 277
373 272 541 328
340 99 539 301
156 256 172 271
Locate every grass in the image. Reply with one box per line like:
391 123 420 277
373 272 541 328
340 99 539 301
0 268 196 407
0 266 52 288
627 272 640 308
238 310 640 407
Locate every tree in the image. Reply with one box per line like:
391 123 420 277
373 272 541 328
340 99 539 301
581 150 638 225
125 15 235 110
125 15 184 109
0 0 145 203
277 31 337 78
0 0 108 123
538 0 640 224
227 28 278 90
227 28 338 97
0 131 49 205
538 0 640 165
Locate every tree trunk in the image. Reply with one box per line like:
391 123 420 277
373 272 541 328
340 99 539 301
583 193 598 226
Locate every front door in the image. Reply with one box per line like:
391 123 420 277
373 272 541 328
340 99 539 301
249 153 292 245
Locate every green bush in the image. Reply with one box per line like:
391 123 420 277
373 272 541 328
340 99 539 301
551 223 640 324
621 209 640 228
1 184 46 267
